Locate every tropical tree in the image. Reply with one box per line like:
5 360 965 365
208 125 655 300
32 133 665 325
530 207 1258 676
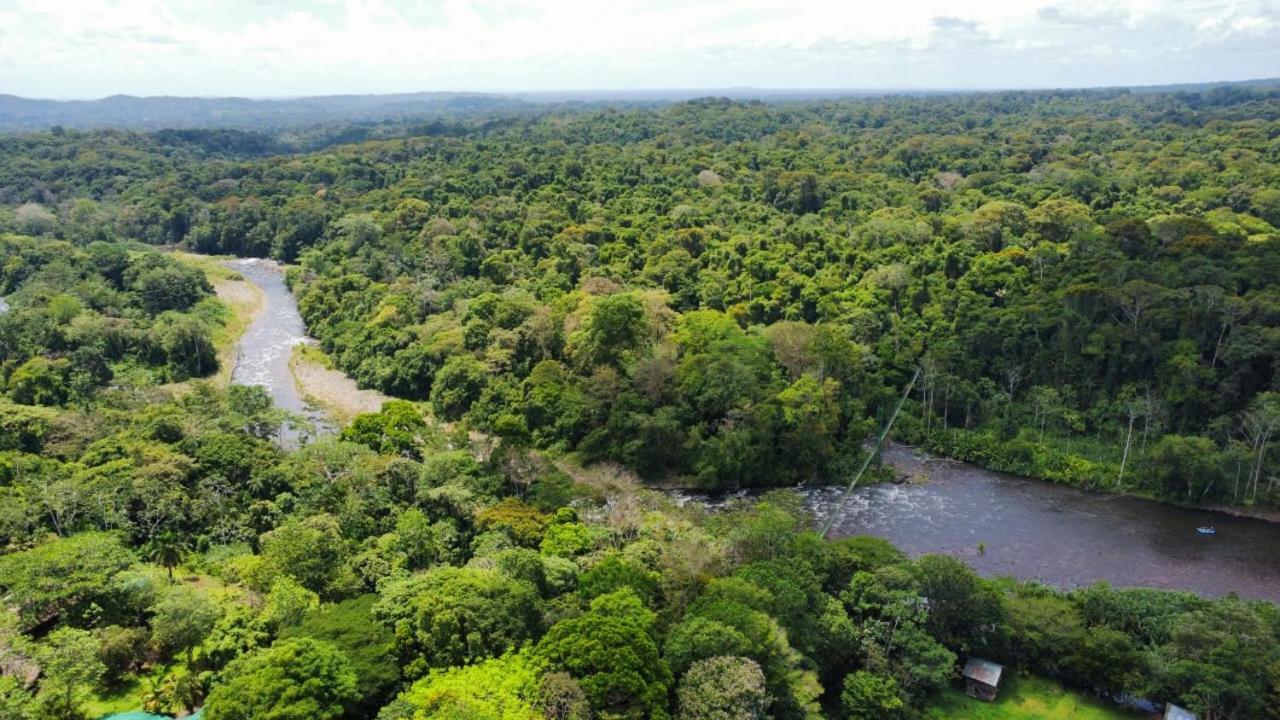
204 638 358 720
146 529 188 583
676 656 769 720
537 589 672 719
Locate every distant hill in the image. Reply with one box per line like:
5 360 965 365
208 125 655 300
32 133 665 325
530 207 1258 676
2 78 1277 133
0 92 536 132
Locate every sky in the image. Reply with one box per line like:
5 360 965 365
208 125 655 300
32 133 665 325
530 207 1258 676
1 0 1278 99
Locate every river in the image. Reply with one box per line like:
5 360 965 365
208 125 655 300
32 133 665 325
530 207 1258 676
224 258 331 439
808 445 1280 601
225 260 1280 601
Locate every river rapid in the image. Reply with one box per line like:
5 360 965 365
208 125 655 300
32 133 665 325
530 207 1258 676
226 260 1280 601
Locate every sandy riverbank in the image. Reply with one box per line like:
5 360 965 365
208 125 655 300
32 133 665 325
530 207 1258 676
289 344 391 426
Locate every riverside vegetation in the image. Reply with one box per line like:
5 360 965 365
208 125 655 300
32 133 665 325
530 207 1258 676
0 86 1279 719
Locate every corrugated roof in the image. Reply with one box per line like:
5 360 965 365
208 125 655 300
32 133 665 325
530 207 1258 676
962 657 1004 687
1165 704 1198 720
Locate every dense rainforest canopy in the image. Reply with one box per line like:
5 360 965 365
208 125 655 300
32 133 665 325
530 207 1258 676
0 86 1279 720
3 87 1278 501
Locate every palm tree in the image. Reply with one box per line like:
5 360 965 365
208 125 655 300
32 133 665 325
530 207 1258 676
146 529 187 583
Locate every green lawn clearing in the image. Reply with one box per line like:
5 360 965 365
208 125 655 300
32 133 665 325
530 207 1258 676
926 674 1139 720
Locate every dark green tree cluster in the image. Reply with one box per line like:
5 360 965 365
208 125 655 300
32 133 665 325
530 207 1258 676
0 236 220 405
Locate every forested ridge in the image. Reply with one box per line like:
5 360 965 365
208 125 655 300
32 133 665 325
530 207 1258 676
1 86 1280 720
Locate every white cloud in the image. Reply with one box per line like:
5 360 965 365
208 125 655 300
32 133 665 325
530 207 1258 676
0 0 1276 97
1193 9 1278 46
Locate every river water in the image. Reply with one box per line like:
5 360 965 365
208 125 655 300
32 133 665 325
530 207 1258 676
682 445 1280 601
225 261 1280 601
224 258 331 438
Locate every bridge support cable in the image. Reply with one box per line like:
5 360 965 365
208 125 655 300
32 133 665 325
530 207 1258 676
820 367 921 538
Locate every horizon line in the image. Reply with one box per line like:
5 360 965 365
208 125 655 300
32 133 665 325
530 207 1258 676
6 76 1279 104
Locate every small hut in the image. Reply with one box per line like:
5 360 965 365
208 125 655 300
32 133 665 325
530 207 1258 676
1164 704 1197 720
961 657 1004 701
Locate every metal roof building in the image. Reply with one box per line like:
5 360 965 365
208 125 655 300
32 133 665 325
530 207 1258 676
961 657 1004 701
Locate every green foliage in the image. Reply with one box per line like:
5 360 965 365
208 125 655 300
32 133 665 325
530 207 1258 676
840 671 907 720
570 292 650 368
665 616 756 678
733 559 824 643
30 88 1280 501
816 536 907 593
384 649 543 720
275 84 1280 493
430 355 489 421
0 676 32 720
96 625 150 686
280 594 400 713
1005 588 1086 676
0 237 222 399
540 520 596 558
676 577 812 717
1072 584 1207 645
0 532 134 627
477 498 550 547
373 566 544 679
341 400 432 458
8 357 70 405
0 401 57 452
676 656 769 720
34 627 103 720
1063 626 1141 695
840 563 959 705
128 257 212 315
578 552 661 605
201 604 270 673
154 314 217 380
537 588 672 720
3 90 1280 720
259 514 350 596
1146 599 1278 719
909 555 1008 655
259 575 320 632
149 586 221 664
204 637 359 720
1143 434 1225 500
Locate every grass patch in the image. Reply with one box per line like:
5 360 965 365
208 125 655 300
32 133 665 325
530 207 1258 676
294 342 335 370
84 662 174 719
926 675 1138 720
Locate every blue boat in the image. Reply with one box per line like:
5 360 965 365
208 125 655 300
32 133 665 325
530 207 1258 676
1196 526 1216 535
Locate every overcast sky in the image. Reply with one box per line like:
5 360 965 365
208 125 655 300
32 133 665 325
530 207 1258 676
1 0 1278 99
